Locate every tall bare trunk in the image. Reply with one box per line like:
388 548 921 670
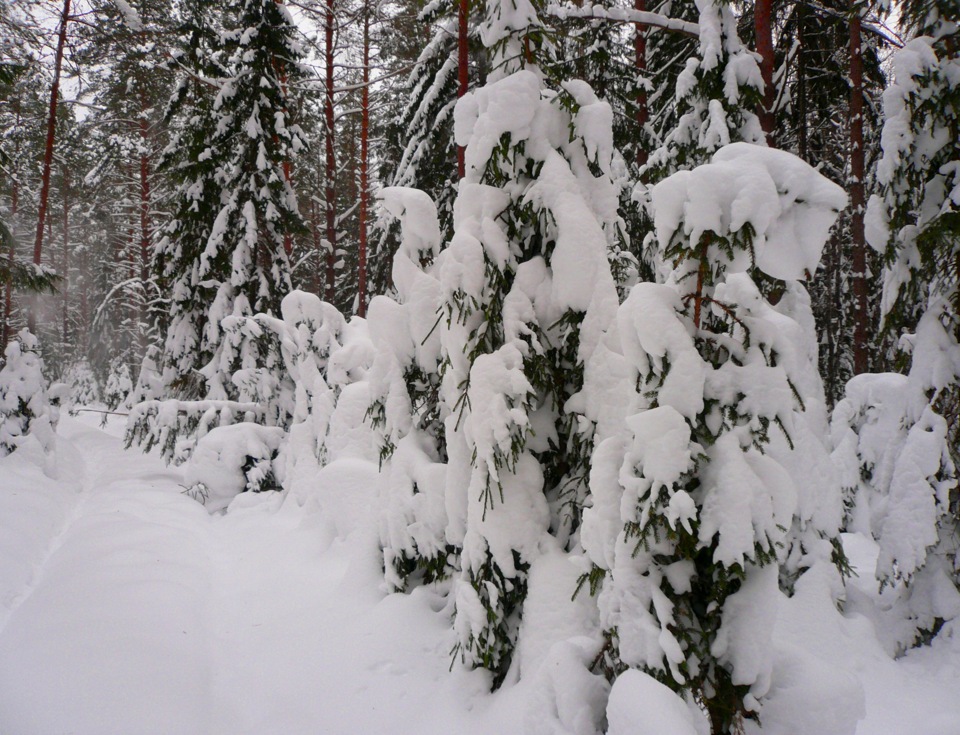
634 0 648 168
797 4 808 160
850 1 868 374
31 0 71 333
138 118 151 286
755 0 776 144
358 1 370 318
324 0 337 303
62 167 70 343
139 115 152 358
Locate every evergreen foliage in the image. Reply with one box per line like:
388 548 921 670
579 143 848 734
843 0 960 649
0 329 57 456
642 0 765 184
141 0 307 402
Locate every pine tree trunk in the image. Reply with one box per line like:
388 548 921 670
358 1 370 317
797 4 808 161
62 167 69 343
849 1 868 374
3 99 20 350
31 0 71 333
310 189 322 295
80 245 88 346
755 0 776 145
635 0 648 168
139 115 152 355
324 0 337 302
457 0 469 179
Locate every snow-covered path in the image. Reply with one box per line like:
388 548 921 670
2 417 960 735
0 417 514 735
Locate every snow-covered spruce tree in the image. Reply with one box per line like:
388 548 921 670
643 0 765 185
546 0 655 286
147 0 236 403
426 0 627 686
150 0 304 398
830 355 959 651
281 290 376 498
866 0 958 360
0 330 57 457
198 0 306 374
370 187 452 591
836 0 960 650
577 143 847 733
179 290 370 511
127 0 308 459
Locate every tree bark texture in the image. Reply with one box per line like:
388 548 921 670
755 0 776 144
849 2 868 374
358 1 370 317
324 0 337 302
30 0 71 332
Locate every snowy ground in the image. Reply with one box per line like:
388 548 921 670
1 415 959 734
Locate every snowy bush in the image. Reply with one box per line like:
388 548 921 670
127 290 371 467
126 397 266 465
831 308 960 651
183 423 286 513
577 143 847 732
0 330 58 457
282 291 376 503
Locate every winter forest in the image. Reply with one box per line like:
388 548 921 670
1 0 959 731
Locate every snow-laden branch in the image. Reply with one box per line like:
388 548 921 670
546 3 700 38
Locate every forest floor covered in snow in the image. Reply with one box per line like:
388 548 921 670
1 414 960 734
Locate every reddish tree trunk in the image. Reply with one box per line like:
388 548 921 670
634 0 648 168
62 168 70 342
849 3 868 374
457 0 468 179
358 2 370 318
755 0 776 144
324 0 337 302
310 192 322 295
31 0 71 333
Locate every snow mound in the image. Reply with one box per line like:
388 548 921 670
606 669 702 735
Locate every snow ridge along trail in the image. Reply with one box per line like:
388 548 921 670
0 417 510 735
4 417 960 734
